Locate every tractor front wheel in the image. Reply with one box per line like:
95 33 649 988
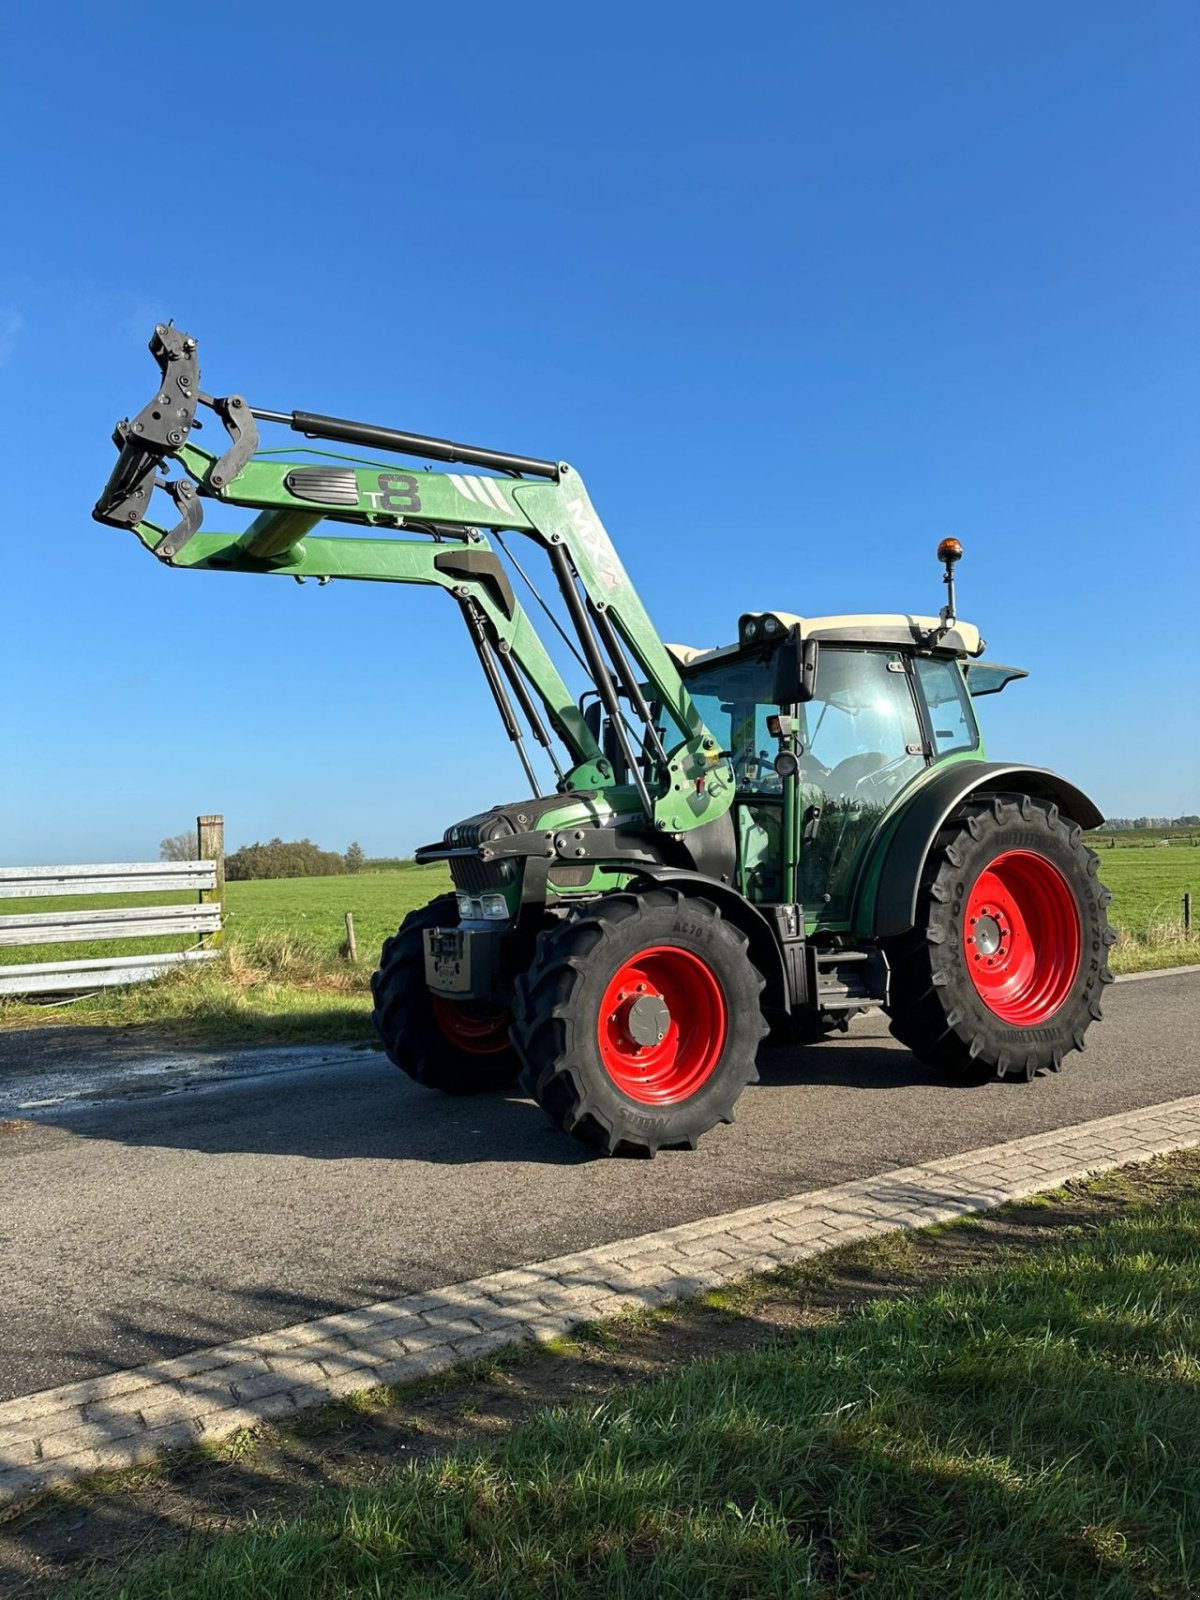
884 796 1115 1080
371 894 520 1094
512 888 767 1156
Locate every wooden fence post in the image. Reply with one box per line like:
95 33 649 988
1185 893 1193 937
344 911 358 962
197 814 224 949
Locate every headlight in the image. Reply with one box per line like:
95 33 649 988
456 894 478 920
743 619 758 638
763 616 779 634
479 893 509 920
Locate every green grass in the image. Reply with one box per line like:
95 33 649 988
1087 827 1200 849
223 863 452 958
0 864 450 967
0 867 451 1043
1087 845 1199 972
63 1182 1200 1599
1088 844 1197 927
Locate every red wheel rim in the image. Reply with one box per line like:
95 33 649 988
597 945 727 1105
963 850 1081 1025
431 997 511 1054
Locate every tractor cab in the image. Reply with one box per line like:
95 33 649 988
672 615 1011 925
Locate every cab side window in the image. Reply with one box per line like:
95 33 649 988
802 650 924 785
914 657 978 756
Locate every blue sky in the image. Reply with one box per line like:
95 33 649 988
3 1 1197 864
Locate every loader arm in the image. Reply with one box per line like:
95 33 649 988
95 326 732 830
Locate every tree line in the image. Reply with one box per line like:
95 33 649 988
161 833 369 879
1100 816 1200 831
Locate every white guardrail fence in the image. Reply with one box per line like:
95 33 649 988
0 816 224 997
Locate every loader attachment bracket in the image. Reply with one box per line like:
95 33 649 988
93 325 259 526
129 324 200 452
94 326 199 528
205 393 259 490
154 479 203 563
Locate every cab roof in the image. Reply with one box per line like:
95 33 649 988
667 612 984 669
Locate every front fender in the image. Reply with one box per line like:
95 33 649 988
630 867 791 1010
853 762 1103 940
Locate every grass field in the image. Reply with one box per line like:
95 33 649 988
0 842 1195 1042
0 865 452 1043
51 1154 1200 1599
1088 827 1200 849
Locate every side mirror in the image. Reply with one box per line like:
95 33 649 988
773 631 819 704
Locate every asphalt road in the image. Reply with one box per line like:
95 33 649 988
1 969 1197 1402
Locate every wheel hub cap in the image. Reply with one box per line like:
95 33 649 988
963 849 1082 1026
970 912 1004 957
598 946 727 1105
624 993 671 1047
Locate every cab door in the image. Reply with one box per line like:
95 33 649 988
728 696 788 904
797 649 927 922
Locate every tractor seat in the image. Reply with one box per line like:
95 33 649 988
824 751 887 794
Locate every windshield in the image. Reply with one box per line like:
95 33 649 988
682 647 927 791
684 654 780 793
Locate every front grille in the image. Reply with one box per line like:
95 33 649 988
444 814 512 849
448 855 516 895
440 795 565 895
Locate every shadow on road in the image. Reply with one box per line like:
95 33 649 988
756 1035 990 1091
0 1021 993 1172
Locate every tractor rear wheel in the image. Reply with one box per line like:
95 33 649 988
884 796 1115 1080
371 894 520 1094
511 888 767 1156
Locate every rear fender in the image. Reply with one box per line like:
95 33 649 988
854 762 1104 940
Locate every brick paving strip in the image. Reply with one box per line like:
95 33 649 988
3 1089 1200 1511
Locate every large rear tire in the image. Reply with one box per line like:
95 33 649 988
884 795 1115 1080
371 894 520 1094
511 888 767 1156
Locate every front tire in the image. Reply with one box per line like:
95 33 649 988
884 795 1115 1079
512 888 767 1156
371 894 520 1094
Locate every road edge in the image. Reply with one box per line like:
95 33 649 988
1114 963 1200 983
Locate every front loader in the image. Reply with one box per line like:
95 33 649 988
95 326 1116 1154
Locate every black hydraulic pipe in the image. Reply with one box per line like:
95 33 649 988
252 407 559 481
459 601 542 796
494 646 566 785
547 546 656 821
588 603 669 768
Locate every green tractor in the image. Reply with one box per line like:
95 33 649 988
97 327 1116 1155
